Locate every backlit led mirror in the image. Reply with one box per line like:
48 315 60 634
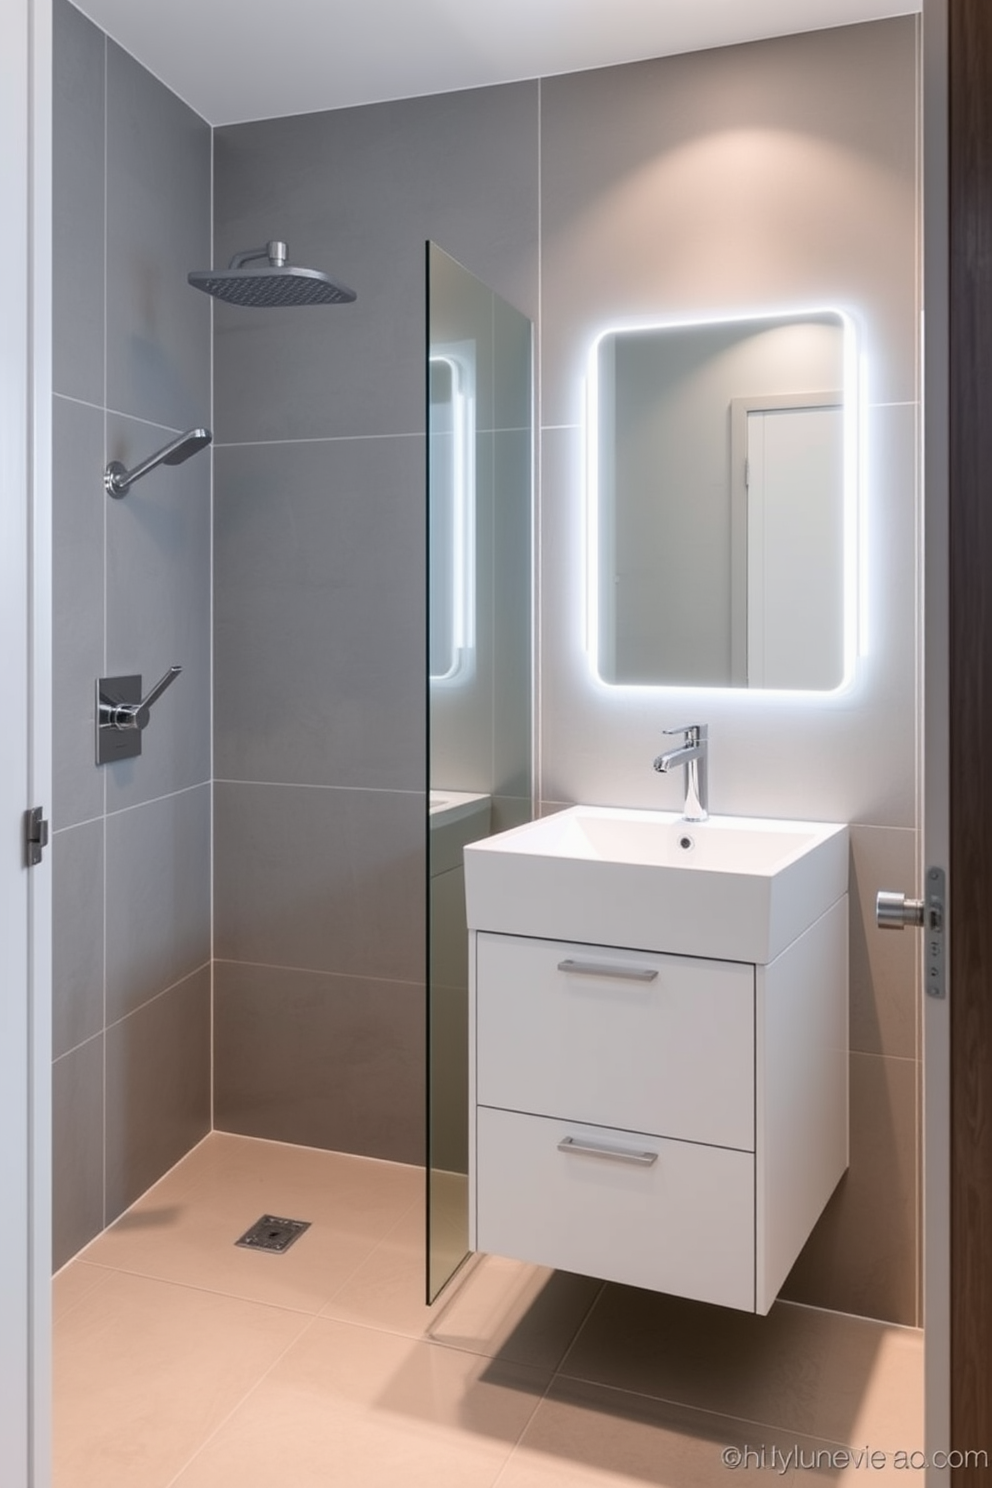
587 310 856 691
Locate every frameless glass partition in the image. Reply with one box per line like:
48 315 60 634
427 243 533 1301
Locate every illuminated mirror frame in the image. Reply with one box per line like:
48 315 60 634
583 307 863 696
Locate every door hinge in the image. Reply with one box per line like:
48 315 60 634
25 806 49 867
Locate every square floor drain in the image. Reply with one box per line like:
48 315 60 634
235 1215 311 1254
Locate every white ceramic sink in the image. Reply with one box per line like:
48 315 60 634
464 805 848 963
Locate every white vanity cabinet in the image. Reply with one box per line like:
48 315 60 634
467 897 848 1314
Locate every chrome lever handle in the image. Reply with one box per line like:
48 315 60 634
662 723 706 739
104 665 182 731
876 890 925 930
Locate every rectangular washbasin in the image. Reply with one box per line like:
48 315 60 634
464 805 848 964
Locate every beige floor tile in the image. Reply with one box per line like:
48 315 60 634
559 1287 924 1451
53 1269 311 1488
494 1377 871 1488
52 1260 115 1321
322 1201 602 1367
79 1132 421 1313
170 1315 549 1488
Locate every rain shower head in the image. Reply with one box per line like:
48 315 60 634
187 240 357 308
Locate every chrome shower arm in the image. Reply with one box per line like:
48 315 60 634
229 241 287 269
104 427 212 498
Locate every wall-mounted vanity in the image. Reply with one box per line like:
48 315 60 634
464 805 849 1313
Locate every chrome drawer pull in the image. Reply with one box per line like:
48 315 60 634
556 958 658 983
557 1135 659 1167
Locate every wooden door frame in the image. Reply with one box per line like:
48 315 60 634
936 0 992 1477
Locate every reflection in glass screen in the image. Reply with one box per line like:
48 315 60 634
429 352 475 682
427 243 533 1302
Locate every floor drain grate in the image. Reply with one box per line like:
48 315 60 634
235 1215 311 1254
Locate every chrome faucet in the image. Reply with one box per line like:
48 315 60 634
653 724 709 822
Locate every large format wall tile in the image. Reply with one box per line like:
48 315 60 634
213 80 539 445
214 782 424 983
52 10 213 1270
52 0 105 405
537 405 919 830
104 410 212 811
213 435 425 791
53 819 104 1062
52 394 106 830
214 961 425 1163
105 966 211 1221
539 21 918 430
780 1050 919 1326
105 785 211 1024
849 825 919 1060
53 1036 105 1271
105 42 211 431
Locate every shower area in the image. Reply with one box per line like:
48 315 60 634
51 0 535 1281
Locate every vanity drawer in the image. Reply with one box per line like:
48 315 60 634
476 932 754 1151
476 1107 755 1311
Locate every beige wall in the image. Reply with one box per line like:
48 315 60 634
537 18 921 1323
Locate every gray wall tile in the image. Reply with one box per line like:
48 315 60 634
53 1036 104 1270
53 820 104 1061
105 41 211 431
213 436 425 790
52 10 213 1268
105 784 211 1024
104 411 212 810
214 782 424 983
214 961 424 1163
213 81 539 444
849 826 919 1060
52 0 105 404
52 394 105 830
105 967 211 1221
780 1051 918 1326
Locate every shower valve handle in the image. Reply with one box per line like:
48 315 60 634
103 665 182 731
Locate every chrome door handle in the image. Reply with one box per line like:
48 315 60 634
557 1135 658 1166
876 890 925 930
876 868 947 1000
556 958 658 983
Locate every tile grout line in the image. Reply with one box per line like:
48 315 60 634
160 1305 321 1488
100 25 109 1240
211 955 424 990
545 1360 916 1453
208 114 216 1143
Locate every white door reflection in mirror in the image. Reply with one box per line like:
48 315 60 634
741 402 844 690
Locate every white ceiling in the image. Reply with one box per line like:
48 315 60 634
70 0 921 128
